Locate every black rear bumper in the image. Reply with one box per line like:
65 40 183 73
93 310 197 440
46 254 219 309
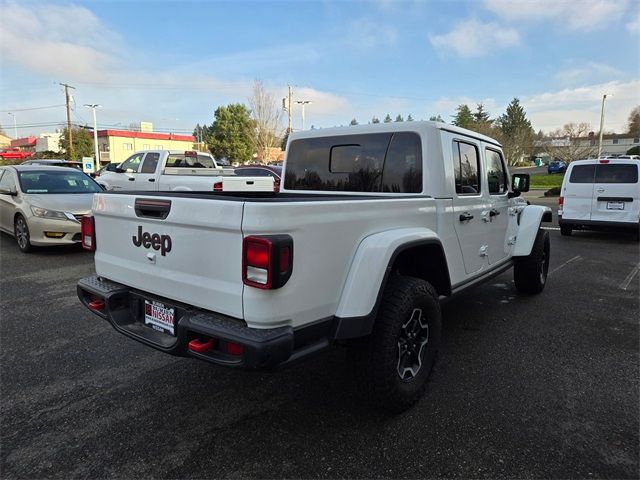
77 275 294 369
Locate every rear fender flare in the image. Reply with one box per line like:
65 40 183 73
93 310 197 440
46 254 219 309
513 205 552 256
333 228 448 339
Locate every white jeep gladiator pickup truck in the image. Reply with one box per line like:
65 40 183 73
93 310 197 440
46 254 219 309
78 122 552 411
97 150 234 192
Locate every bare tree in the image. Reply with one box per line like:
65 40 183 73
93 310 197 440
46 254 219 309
248 79 285 163
545 122 597 164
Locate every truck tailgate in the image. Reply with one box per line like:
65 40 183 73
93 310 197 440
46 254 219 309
93 193 244 318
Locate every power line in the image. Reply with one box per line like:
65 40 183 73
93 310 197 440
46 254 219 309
0 104 66 113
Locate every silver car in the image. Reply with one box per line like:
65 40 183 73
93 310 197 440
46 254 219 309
0 165 102 252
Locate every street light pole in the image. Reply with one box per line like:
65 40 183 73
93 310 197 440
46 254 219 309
84 104 102 165
7 112 17 139
597 94 608 159
295 100 312 130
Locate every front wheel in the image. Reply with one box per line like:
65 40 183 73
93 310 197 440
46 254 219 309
514 229 550 294
351 276 441 413
14 215 33 253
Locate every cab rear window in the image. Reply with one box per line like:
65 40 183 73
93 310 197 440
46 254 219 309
569 164 638 184
284 132 422 193
166 154 214 168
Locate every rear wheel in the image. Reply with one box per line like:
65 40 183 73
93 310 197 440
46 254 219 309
351 276 441 413
560 223 572 236
14 215 33 253
514 229 550 294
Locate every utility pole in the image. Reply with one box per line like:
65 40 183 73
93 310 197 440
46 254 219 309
84 104 101 166
295 100 312 130
7 112 17 139
597 94 608 159
283 85 293 134
60 83 76 158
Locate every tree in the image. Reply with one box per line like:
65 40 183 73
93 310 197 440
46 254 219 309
546 123 597 164
452 105 474 129
626 146 640 155
395 114 404 122
371 116 380 124
383 114 393 123
627 106 640 137
495 98 535 166
472 103 491 124
281 130 290 150
350 118 359 126
207 104 255 163
59 127 93 160
248 79 285 162
407 114 414 122
429 114 444 123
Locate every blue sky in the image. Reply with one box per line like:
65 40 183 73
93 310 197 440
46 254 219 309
1 0 639 138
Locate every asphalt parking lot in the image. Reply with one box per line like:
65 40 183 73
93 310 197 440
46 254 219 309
1 201 638 479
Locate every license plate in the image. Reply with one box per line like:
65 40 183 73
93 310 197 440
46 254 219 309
144 300 175 335
607 201 624 210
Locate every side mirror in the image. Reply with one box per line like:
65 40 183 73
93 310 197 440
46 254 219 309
114 167 126 173
509 173 530 198
0 187 17 196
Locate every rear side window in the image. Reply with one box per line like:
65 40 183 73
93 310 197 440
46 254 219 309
141 153 160 173
453 141 480 195
595 164 638 183
284 132 422 193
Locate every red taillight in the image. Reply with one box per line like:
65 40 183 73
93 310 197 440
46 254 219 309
81 215 95 251
599 159 610 164
559 196 564 208
213 181 223 192
242 235 293 289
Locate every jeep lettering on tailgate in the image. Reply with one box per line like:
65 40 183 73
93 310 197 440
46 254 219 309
132 226 172 256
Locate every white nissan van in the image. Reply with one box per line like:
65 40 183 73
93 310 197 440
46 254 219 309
558 159 639 237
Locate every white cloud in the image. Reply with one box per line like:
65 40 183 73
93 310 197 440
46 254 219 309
485 0 630 31
429 20 519 57
347 18 398 49
627 10 640 33
522 80 640 132
287 86 351 117
554 62 624 87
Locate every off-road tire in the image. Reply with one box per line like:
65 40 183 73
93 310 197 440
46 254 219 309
560 223 572 236
514 229 550 294
351 276 441 413
14 215 33 253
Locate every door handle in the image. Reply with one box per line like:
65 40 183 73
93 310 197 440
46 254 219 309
596 188 605 193
148 178 155 182
489 208 500 217
459 212 474 222
128 177 135 181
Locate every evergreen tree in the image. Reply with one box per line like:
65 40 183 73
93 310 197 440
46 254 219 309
371 116 380 124
207 103 255 163
452 105 474 129
350 118 359 126
407 114 414 121
495 98 535 166
429 114 444 123
395 114 404 122
383 114 393 123
472 103 491 124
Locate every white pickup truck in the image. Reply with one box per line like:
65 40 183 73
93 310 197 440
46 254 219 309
78 122 552 412
97 150 234 192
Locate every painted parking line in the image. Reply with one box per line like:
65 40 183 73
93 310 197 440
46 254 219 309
549 255 582 276
620 263 640 291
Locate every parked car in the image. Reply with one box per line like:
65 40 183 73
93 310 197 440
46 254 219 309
233 165 282 191
21 159 83 170
0 165 102 252
559 159 639 236
91 162 120 178
547 160 566 174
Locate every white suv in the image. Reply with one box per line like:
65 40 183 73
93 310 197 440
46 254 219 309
559 159 639 236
